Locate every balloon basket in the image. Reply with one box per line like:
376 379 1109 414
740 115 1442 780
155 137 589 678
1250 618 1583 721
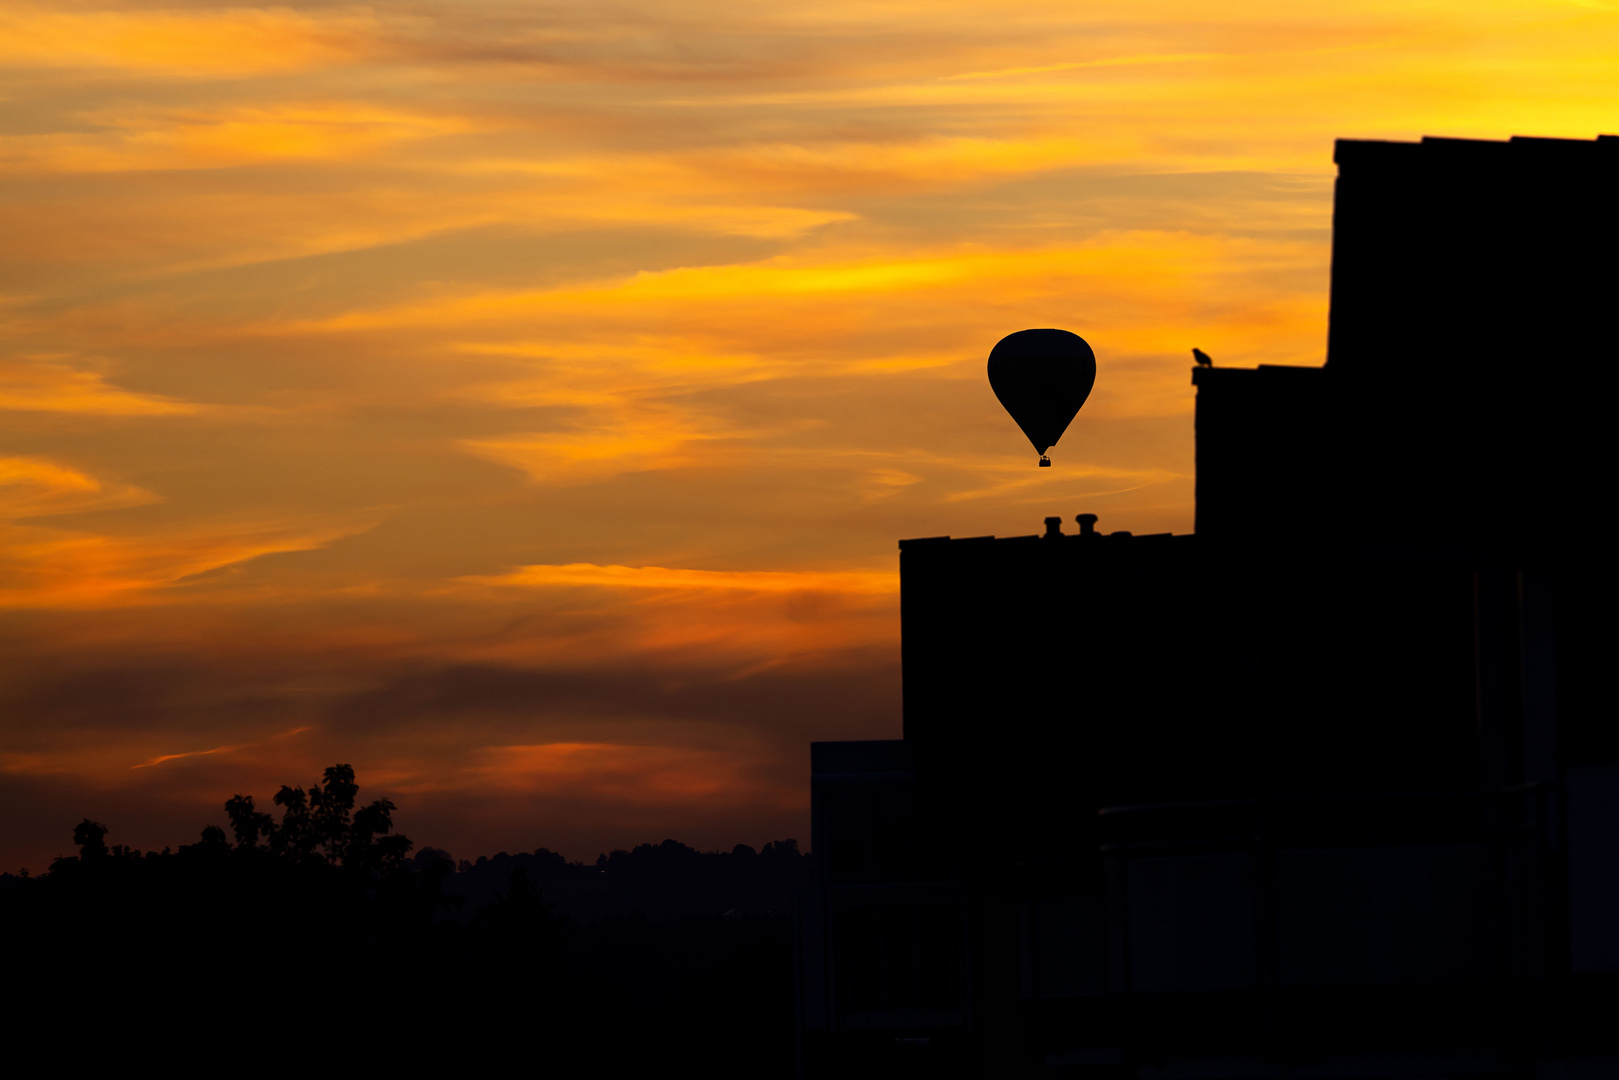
1039 456 1051 467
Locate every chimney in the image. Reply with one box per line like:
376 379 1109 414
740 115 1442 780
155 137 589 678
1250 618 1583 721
1043 516 1065 538
1075 513 1098 537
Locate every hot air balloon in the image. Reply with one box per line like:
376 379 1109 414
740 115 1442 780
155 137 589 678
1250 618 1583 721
987 328 1096 466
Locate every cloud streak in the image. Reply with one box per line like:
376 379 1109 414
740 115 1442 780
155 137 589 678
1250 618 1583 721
0 360 199 415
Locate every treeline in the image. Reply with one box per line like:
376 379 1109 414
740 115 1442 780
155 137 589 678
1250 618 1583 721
440 836 808 924
2 766 804 1075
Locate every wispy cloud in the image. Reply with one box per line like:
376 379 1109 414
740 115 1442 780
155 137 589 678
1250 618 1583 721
0 516 375 608
1 103 480 175
0 360 199 415
0 5 382 76
467 562 895 594
132 726 312 770
132 743 237 770
0 456 156 518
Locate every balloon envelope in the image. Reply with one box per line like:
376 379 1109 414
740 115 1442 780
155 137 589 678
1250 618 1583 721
987 329 1096 456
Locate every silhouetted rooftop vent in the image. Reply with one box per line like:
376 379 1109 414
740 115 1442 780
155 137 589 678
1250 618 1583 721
1043 516 1064 538
1076 513 1098 537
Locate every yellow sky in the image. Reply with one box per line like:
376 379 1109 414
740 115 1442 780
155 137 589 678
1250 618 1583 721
2 0 1615 868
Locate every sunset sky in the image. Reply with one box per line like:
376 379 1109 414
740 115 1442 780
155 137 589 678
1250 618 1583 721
3 0 1615 870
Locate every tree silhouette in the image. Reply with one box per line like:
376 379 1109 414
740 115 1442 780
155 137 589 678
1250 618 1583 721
72 819 108 860
235 764 412 869
309 762 359 856
271 783 314 861
224 794 275 849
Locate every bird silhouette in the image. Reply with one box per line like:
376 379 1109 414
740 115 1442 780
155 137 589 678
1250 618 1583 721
1192 348 1213 367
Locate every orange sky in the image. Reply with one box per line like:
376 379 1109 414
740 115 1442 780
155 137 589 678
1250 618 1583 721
3 0 1616 870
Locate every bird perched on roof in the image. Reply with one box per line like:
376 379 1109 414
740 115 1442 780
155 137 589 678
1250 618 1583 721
1192 348 1213 367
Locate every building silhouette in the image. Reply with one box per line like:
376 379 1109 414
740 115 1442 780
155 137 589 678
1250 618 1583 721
796 135 1619 1078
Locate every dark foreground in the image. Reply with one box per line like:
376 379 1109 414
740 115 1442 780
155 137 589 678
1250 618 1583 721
3 769 802 1074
